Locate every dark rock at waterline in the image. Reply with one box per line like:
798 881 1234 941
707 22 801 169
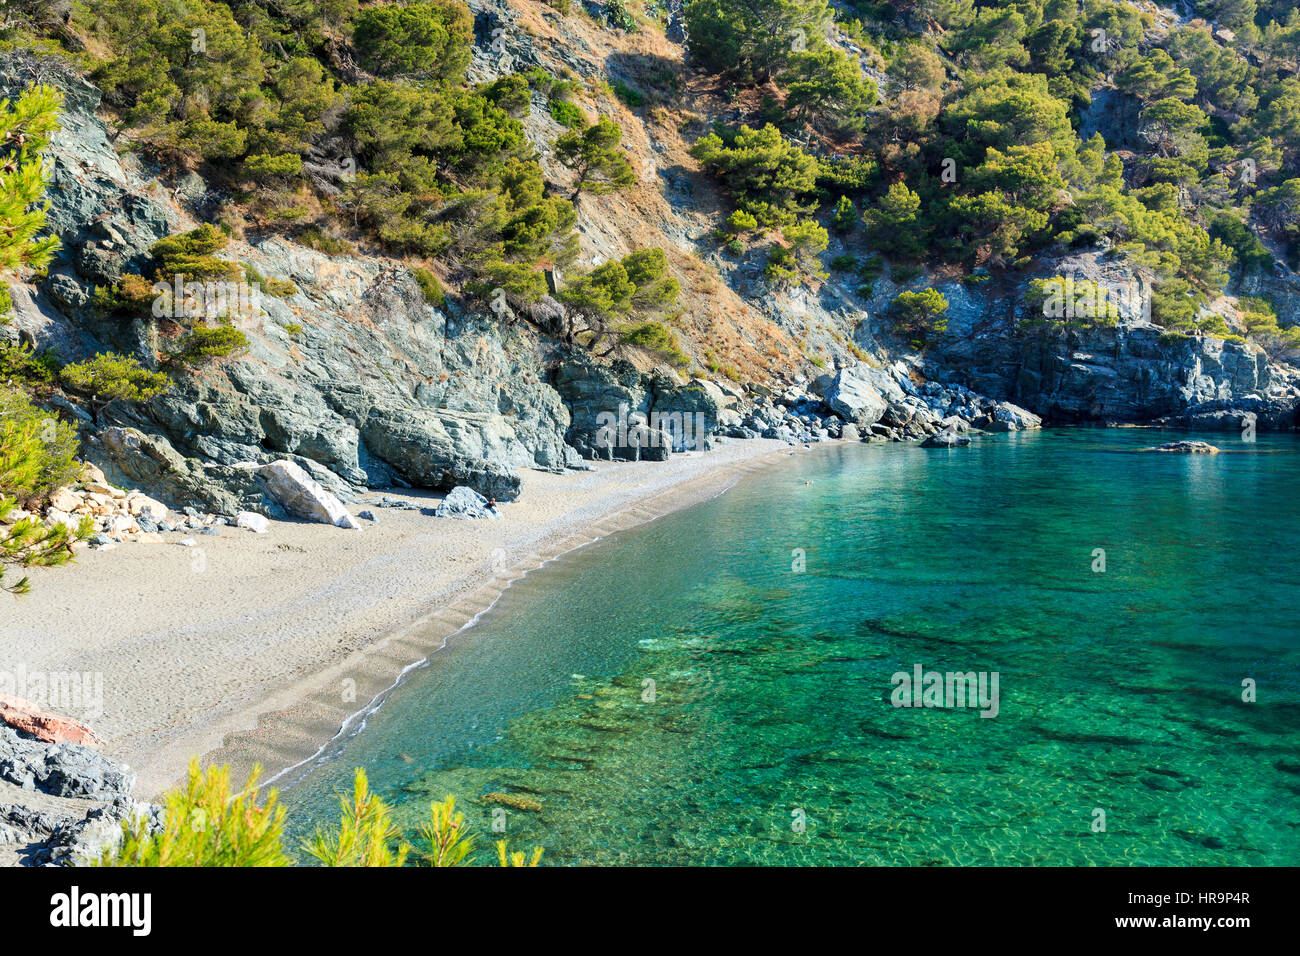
1147 440 1220 454
922 429 971 448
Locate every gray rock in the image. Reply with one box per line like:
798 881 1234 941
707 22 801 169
823 365 892 427
435 486 503 519
922 429 972 448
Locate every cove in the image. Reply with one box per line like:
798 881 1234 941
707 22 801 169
280 429 1300 866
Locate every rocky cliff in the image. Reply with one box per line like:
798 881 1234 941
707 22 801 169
4 4 1299 517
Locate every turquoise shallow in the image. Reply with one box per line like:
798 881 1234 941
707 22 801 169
282 429 1300 865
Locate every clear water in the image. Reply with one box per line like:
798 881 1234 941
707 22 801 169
281 430 1300 865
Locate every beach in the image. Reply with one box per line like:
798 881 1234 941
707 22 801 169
1 438 795 798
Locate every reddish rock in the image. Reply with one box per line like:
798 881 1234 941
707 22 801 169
0 694 102 747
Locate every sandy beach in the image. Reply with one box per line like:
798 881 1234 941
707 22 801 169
1 438 799 798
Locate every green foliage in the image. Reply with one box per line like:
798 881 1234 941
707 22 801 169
831 195 856 233
559 248 680 350
1239 295 1300 356
168 325 250 366
303 769 410 867
0 341 61 388
889 288 950 349
549 99 586 128
150 225 240 284
417 795 476 867
684 0 833 84
612 80 645 108
0 84 62 273
554 117 637 201
93 760 545 867
96 762 291 867
353 1 473 82
779 42 877 135
59 352 170 418
496 841 545 867
295 227 356 257
765 219 829 286
690 124 818 227
410 267 446 306
619 321 690 368
862 182 924 259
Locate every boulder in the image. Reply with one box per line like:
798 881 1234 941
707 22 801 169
0 696 101 748
1148 440 1220 454
922 429 972 448
48 487 80 513
823 366 891 427
235 511 270 533
435 486 503 519
256 460 361 529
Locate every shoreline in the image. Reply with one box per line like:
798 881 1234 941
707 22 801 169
3 437 807 799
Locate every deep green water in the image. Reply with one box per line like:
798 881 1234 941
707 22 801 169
282 430 1300 865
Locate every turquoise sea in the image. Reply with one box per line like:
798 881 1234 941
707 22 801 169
281 429 1300 865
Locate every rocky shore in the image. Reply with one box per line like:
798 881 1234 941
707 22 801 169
0 701 154 867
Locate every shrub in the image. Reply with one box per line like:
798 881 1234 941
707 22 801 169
889 288 950 349
303 769 409 867
169 325 250 366
96 762 291 867
59 352 170 419
243 153 304 181
410 266 446 306
549 99 585 128
418 795 476 867
619 321 690 367
554 117 637 201
295 227 356 257
612 80 644 108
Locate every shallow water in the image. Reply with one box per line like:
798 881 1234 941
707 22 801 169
282 430 1300 865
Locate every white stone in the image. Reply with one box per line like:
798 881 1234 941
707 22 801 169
48 487 81 513
255 460 360 529
235 511 270 534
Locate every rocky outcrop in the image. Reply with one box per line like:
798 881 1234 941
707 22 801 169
551 358 720 460
823 365 892 427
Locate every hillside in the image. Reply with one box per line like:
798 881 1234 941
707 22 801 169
2 0 1300 524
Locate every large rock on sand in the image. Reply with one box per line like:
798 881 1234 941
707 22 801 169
0 695 101 747
256 460 361 529
435 486 502 519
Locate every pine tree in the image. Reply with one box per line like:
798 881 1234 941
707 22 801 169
0 84 62 273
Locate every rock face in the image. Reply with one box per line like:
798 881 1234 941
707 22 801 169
434 486 503 519
3 54 585 510
908 251 1299 426
0 726 132 801
551 359 719 460
256 460 360 529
